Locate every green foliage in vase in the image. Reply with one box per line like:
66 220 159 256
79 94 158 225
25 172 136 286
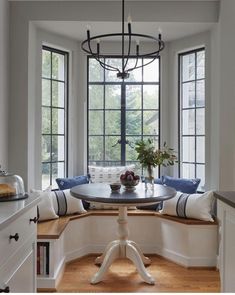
135 138 178 170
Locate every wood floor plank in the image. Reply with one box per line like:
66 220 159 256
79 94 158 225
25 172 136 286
56 255 220 293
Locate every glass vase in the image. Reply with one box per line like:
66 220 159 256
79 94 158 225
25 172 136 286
145 165 154 191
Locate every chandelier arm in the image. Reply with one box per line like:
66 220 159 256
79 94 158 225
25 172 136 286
95 57 119 71
97 59 119 72
94 48 125 72
127 56 157 72
123 30 132 71
127 54 139 72
134 54 139 69
87 39 96 59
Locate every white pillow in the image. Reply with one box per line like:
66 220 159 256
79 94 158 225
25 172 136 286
160 191 214 222
31 188 86 220
89 164 135 184
30 190 58 222
50 189 87 216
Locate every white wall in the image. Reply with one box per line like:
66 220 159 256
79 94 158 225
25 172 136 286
0 0 9 170
218 0 235 190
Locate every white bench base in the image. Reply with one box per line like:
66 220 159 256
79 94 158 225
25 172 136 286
37 214 218 289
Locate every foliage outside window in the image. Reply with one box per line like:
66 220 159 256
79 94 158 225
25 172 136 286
88 57 160 176
179 48 205 191
41 46 68 189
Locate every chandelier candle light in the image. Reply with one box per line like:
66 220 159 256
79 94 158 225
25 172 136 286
81 0 165 79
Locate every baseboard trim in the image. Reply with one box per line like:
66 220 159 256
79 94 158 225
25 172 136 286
37 257 66 289
155 246 217 267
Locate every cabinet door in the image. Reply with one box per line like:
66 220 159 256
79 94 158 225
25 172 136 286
224 210 235 292
7 248 35 293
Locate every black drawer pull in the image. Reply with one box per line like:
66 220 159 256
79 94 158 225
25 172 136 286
9 233 19 241
0 286 10 293
29 217 38 223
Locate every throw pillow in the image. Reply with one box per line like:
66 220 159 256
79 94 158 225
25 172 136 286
55 175 90 210
88 164 136 209
160 191 214 221
55 175 89 190
30 190 59 222
50 189 87 216
88 164 135 184
162 175 200 194
154 177 163 184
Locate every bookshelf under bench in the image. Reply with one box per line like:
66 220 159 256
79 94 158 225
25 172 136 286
37 217 69 291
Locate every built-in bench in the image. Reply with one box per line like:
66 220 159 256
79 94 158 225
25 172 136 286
37 209 218 291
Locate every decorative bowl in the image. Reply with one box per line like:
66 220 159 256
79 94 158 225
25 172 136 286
110 183 121 192
120 178 140 192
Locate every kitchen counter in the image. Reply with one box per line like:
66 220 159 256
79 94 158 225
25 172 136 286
0 194 40 230
215 191 235 292
214 191 235 209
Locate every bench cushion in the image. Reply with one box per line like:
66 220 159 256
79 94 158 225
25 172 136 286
37 209 217 239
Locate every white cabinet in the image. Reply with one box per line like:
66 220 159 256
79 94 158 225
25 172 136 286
0 197 40 293
217 199 235 292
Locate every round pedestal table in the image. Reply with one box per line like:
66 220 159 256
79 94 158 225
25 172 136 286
71 183 176 285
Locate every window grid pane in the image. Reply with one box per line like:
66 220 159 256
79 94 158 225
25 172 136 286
41 47 68 189
88 57 160 174
179 48 205 191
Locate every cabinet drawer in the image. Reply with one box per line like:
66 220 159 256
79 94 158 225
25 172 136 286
0 207 37 266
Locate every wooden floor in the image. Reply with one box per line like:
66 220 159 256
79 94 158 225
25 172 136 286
57 255 220 293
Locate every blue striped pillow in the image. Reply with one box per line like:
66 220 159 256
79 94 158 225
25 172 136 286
51 189 87 216
160 191 214 221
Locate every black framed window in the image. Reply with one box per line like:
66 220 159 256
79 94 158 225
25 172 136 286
88 57 160 176
179 48 205 191
41 46 68 189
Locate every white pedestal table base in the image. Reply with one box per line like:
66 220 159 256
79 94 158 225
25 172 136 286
91 206 155 285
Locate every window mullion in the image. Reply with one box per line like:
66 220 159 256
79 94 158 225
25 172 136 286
121 83 126 165
50 51 53 186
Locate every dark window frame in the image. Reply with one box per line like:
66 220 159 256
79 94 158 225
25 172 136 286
87 56 161 175
178 47 205 189
41 45 69 188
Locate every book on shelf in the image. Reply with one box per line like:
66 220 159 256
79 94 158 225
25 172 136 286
37 242 50 276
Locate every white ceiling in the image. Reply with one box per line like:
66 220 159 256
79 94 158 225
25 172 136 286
34 20 214 42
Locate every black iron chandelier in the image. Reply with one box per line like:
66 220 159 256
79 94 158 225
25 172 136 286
81 0 165 80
